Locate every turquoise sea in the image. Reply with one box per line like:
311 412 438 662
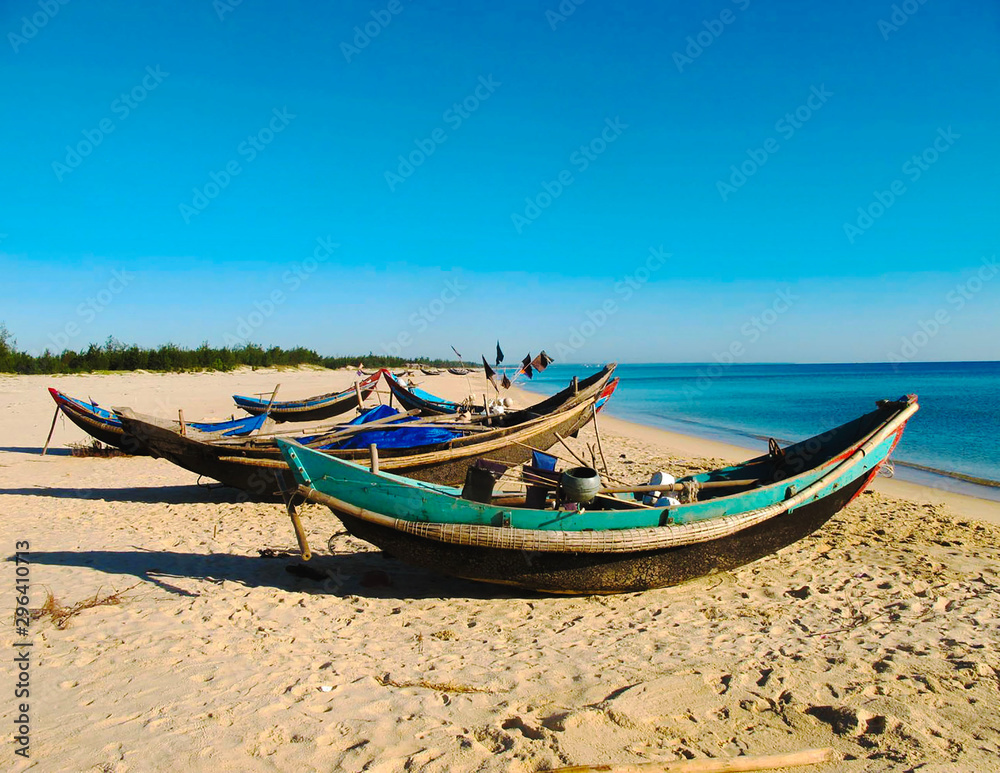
518 362 1000 501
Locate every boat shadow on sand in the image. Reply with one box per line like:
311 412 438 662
16 549 539 600
0 485 253 505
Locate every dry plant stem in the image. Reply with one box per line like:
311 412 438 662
540 746 836 773
31 583 142 629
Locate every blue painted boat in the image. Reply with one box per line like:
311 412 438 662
48 388 268 455
233 372 381 422
381 370 466 414
278 395 918 593
383 365 618 419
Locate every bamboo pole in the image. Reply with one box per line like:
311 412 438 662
539 747 836 773
591 404 610 478
254 384 282 435
287 499 312 561
264 383 281 414
553 431 590 468
354 380 363 410
599 480 756 494
178 409 186 436
369 443 379 473
41 405 60 456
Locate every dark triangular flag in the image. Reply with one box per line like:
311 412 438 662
530 350 553 374
482 356 497 386
501 372 511 389
495 341 504 366
521 353 533 379
450 345 463 359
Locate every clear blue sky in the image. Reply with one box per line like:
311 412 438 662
1 0 997 363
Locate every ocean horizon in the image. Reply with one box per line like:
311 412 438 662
516 361 1000 502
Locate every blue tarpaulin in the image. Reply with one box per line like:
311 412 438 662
315 404 460 450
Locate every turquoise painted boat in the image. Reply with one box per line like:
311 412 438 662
277 395 918 594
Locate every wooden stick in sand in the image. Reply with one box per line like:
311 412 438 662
354 380 363 410
591 403 610 478
539 746 836 773
41 405 61 455
178 409 186 436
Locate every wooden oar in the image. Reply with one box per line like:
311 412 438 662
539 747 835 773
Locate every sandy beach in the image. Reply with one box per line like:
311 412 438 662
3 368 1000 772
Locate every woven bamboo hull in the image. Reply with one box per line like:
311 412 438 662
117 395 601 499
331 474 869 594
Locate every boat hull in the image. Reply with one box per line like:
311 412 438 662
117 393 602 499
331 473 868 594
49 389 149 454
234 387 375 422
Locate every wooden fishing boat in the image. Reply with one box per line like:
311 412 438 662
420 368 442 376
279 395 919 594
112 367 617 498
384 365 616 418
46 388 268 455
233 371 381 422
448 368 470 376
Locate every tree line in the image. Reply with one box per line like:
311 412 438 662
0 325 463 375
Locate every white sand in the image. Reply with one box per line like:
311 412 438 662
3 368 1000 772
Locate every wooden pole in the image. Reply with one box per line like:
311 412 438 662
369 443 379 473
264 383 281 414
592 404 610 478
539 747 836 773
287 499 312 561
41 405 60 456
553 431 590 468
178 409 186 436
598 480 757 494
255 383 281 435
482 393 491 426
572 375 579 394
354 380 363 410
